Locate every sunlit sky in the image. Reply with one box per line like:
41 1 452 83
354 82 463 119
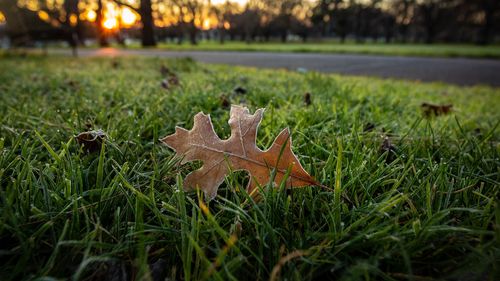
7 0 255 30
0 0 372 30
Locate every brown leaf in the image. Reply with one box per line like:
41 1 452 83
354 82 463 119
76 129 106 153
161 75 180 90
380 135 397 163
304 92 312 106
233 86 247 95
161 105 318 199
220 94 231 109
168 75 180 86
111 60 120 69
421 102 453 117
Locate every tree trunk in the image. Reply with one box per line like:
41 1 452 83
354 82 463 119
354 7 363 43
189 20 197 45
340 34 346 43
425 23 435 44
96 0 109 47
400 24 408 43
245 32 251 43
63 0 80 44
477 1 495 45
422 3 438 44
280 31 287 42
140 0 156 46
219 28 225 44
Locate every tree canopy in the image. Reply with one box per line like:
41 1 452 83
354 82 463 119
0 0 498 46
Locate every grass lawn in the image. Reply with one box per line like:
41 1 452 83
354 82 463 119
0 54 499 280
151 40 500 59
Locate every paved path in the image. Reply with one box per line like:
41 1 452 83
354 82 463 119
51 48 500 87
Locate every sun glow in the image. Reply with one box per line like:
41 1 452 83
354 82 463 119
120 7 138 26
69 14 78 26
98 3 139 29
19 0 248 31
37 10 50 22
9 0 252 30
202 18 211 30
103 18 118 29
85 10 97 22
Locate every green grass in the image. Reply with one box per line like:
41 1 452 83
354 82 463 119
0 54 499 280
148 40 500 59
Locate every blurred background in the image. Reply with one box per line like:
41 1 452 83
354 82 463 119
0 0 499 49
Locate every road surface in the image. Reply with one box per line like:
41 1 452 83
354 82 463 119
51 48 500 87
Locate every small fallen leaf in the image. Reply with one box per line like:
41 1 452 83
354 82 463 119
421 102 453 117
75 129 106 153
161 105 318 199
380 136 397 163
161 79 169 90
233 86 247 95
168 74 180 86
161 73 180 90
220 94 230 109
304 92 312 106
111 60 120 69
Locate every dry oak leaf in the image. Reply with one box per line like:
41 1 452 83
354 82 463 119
161 105 319 199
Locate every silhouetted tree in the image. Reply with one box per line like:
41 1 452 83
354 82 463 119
391 0 415 42
2 0 499 46
474 0 500 44
312 0 346 40
258 0 303 42
0 0 80 50
114 0 156 46
95 0 108 46
240 8 261 42
210 1 237 44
